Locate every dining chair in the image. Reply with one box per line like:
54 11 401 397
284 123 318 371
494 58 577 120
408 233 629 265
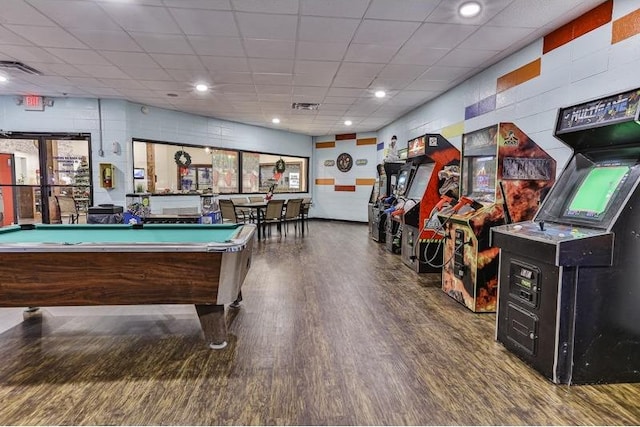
219 199 244 223
230 197 252 222
55 195 80 224
301 197 312 232
248 196 265 202
262 199 285 237
283 198 303 236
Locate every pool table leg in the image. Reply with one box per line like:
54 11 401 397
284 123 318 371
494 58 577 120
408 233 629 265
195 304 228 350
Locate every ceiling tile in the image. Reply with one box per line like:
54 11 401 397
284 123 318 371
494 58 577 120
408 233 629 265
0 45 64 64
99 78 147 90
344 43 399 63
130 33 195 55
218 84 257 94
170 9 239 37
365 0 440 22
149 53 205 70
255 84 292 95
201 56 250 72
353 20 420 47
331 75 374 89
295 41 348 61
6 25 86 49
98 5 180 34
121 67 173 81
244 39 295 59
235 12 297 40
369 77 412 90
293 73 333 86
436 48 499 68
249 58 293 73
163 68 211 82
294 60 340 76
32 62 87 77
322 96 358 105
299 0 369 18
67 29 142 52
231 0 298 14
139 80 186 91
253 73 292 85
292 86 328 97
101 51 160 68
1 0 56 26
28 0 121 30
418 66 474 81
0 26 32 46
67 76 106 87
188 36 244 57
405 79 453 91
162 0 232 9
326 87 366 97
457 26 535 50
391 46 449 66
426 0 514 25
45 48 110 65
211 72 253 84
298 16 360 43
378 64 426 80
336 62 385 78
74 64 130 79
407 23 479 49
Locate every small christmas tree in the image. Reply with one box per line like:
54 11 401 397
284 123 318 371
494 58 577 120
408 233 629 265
73 156 90 212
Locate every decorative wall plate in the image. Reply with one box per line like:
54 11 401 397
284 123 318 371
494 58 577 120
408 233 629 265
337 153 353 172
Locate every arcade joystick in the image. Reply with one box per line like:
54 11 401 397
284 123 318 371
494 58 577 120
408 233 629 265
435 195 454 211
452 196 483 212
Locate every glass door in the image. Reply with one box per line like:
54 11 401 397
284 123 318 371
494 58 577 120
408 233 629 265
0 135 91 225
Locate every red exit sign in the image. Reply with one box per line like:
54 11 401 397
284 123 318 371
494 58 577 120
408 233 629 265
24 95 44 111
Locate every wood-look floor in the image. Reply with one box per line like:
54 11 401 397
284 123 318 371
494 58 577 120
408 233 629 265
0 220 639 425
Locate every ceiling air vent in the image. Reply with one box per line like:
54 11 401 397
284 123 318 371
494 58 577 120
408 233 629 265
0 61 43 75
292 102 320 111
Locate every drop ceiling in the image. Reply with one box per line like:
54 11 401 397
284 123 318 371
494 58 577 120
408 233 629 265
0 0 605 136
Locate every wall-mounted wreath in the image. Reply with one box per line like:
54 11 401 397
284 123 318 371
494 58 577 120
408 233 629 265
274 158 286 173
174 150 192 167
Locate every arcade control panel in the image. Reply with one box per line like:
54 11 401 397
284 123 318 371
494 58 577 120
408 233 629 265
491 221 614 267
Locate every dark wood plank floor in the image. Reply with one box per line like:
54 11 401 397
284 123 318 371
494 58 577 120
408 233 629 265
0 220 639 425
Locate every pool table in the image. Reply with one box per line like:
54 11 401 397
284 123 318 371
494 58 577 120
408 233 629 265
0 223 256 349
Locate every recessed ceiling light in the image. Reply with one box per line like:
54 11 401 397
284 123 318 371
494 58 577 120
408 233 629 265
272 118 280 124
459 1 481 18
375 90 386 98
195 83 208 92
344 120 352 126
0 76 7 82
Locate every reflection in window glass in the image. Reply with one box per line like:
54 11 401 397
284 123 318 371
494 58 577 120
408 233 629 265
242 152 260 193
211 149 239 194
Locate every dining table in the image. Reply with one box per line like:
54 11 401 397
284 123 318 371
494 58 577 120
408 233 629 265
235 199 309 240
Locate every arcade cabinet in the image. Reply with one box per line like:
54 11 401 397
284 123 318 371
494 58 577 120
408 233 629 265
385 162 414 253
399 134 460 273
492 88 640 384
369 162 402 243
439 123 555 312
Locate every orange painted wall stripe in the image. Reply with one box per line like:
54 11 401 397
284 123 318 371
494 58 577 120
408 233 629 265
315 141 335 149
543 0 612 53
356 178 376 185
335 185 356 192
612 7 640 44
315 178 335 185
336 133 356 141
497 58 541 93
356 137 377 146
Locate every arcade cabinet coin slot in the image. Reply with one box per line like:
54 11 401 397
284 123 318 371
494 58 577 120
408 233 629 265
509 260 540 308
454 229 466 278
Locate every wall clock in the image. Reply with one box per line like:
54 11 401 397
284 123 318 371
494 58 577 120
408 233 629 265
336 153 353 172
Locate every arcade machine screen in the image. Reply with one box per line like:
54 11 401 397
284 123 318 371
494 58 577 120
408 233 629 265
406 163 435 200
396 169 410 196
563 164 629 221
462 156 497 203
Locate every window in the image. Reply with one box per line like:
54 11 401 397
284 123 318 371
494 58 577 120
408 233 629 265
133 139 308 194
